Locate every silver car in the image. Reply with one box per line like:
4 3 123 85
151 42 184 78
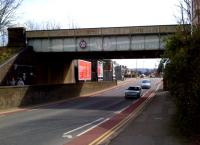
125 86 142 99
141 79 151 89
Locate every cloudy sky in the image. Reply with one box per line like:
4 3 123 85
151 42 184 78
17 0 179 28
16 0 180 68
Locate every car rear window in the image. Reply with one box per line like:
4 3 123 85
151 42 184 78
142 80 150 83
128 87 140 90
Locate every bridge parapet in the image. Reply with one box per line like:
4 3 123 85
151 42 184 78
26 25 178 39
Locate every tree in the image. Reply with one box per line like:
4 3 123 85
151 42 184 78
163 0 200 137
0 0 23 30
25 20 61 31
42 20 61 30
0 0 22 46
192 0 200 25
24 20 40 31
0 28 7 46
177 0 192 24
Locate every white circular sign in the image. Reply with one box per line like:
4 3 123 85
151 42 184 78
79 40 87 48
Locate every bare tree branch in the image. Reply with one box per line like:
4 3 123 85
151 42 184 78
177 0 192 25
192 0 200 25
175 0 193 35
24 20 41 31
24 20 62 31
42 20 61 30
0 0 23 30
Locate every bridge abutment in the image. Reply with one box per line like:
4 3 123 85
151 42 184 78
35 54 76 84
7 27 26 47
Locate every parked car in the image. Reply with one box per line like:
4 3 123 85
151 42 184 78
125 86 142 99
140 74 145 78
141 79 151 89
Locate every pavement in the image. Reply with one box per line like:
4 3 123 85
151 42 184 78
108 90 189 145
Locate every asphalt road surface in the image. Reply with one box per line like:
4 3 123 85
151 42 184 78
0 78 161 145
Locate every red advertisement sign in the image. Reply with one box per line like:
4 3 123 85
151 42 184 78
97 61 103 79
78 60 91 81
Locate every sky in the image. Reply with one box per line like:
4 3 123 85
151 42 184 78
17 0 179 28
16 0 180 69
113 59 161 69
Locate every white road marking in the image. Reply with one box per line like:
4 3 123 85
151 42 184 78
76 117 110 137
114 105 132 114
62 135 73 138
156 83 161 91
28 109 39 112
62 117 104 138
142 89 151 97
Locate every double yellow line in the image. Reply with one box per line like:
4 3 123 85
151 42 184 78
89 92 155 145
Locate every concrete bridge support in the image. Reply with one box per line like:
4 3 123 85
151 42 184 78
35 54 76 84
46 60 75 84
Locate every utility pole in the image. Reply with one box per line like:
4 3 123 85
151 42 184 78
136 59 138 77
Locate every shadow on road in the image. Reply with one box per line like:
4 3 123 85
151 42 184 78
33 95 135 111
